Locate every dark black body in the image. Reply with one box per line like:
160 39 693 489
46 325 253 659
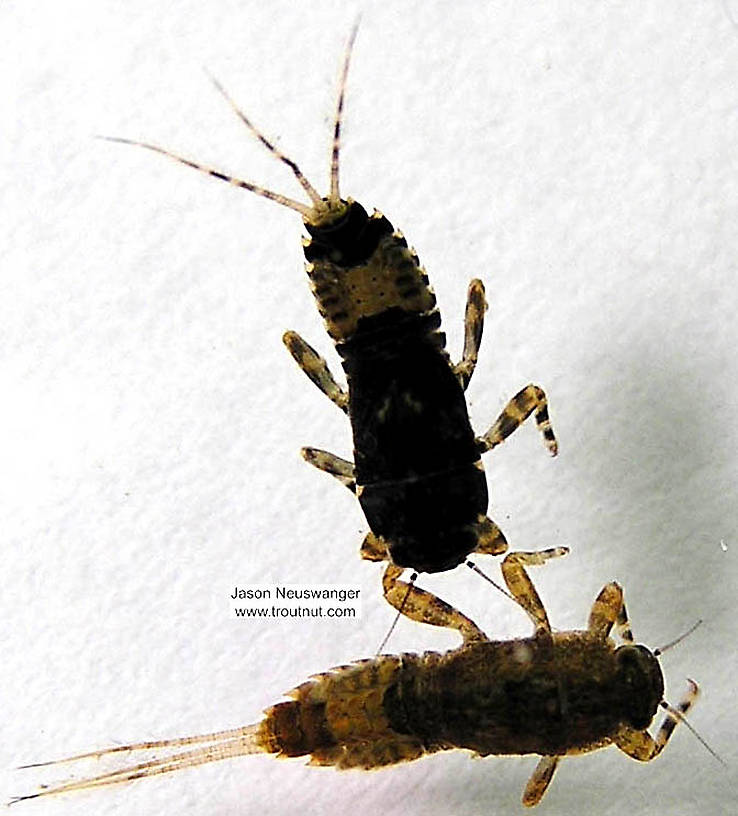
340 309 487 572
305 202 488 573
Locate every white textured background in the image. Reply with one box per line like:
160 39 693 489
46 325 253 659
3 1 738 815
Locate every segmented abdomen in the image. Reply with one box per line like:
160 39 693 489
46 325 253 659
256 635 628 771
258 654 437 769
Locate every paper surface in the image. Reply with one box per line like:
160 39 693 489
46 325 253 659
3 2 737 814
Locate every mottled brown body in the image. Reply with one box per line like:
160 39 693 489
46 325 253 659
386 634 661 757
16 553 699 808
258 631 661 768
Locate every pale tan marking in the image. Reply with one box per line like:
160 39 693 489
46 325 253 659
359 531 388 561
306 225 437 341
472 514 509 556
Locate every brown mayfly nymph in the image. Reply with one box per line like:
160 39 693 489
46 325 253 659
14 549 700 808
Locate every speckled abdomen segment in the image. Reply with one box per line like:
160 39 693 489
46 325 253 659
259 655 431 769
306 219 437 342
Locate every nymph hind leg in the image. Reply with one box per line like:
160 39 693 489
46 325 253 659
453 279 487 390
361 534 486 642
477 384 558 456
500 548 569 634
283 330 348 413
301 446 356 492
362 514 509 643
615 680 699 761
379 562 487 644
522 755 561 808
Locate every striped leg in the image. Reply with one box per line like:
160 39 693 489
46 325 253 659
381 564 487 644
283 331 348 412
453 279 487 390
522 755 561 807
301 447 356 491
477 384 558 456
615 680 700 760
587 581 636 642
500 548 569 634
